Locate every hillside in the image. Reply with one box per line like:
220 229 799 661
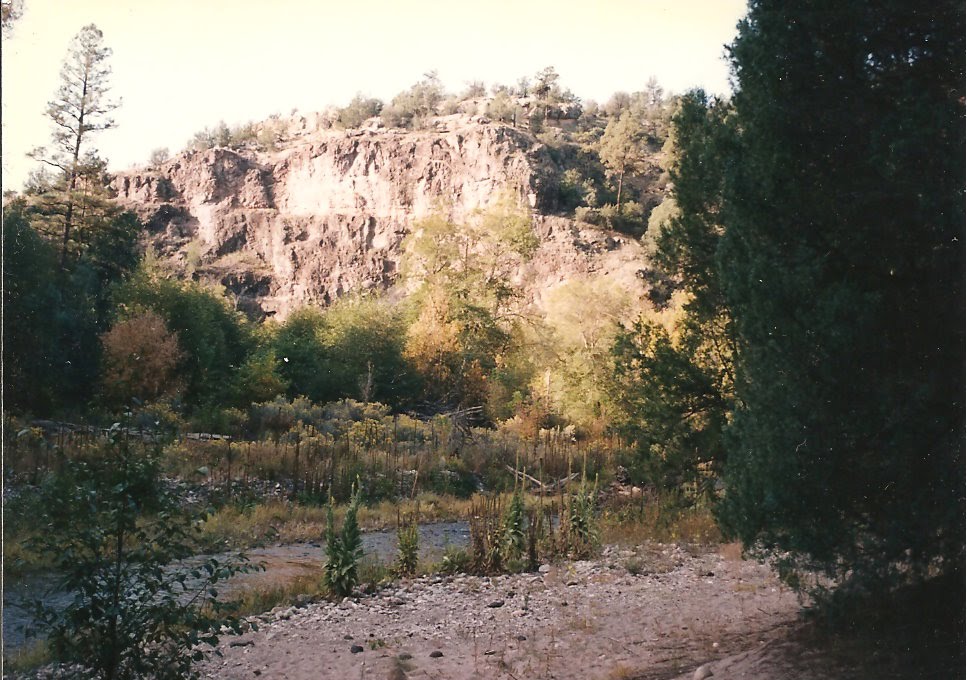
110 114 664 319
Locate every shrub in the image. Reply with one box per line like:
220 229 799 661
24 431 254 679
486 91 517 124
149 147 170 166
437 547 471 575
100 310 184 405
337 95 382 129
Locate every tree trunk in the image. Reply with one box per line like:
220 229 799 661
61 74 88 268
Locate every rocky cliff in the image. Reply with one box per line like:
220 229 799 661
111 116 655 319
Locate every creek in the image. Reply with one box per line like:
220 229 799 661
3 521 470 652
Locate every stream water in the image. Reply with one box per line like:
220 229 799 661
3 521 470 652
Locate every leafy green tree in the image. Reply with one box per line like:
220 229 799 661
486 90 517 125
598 110 647 209
320 296 418 406
113 268 253 409
4 194 141 415
612 314 731 492
532 66 560 121
3 200 61 413
545 277 633 427
26 432 252 679
402 199 537 407
382 72 445 129
28 24 119 267
212 120 231 147
229 347 288 406
270 307 330 402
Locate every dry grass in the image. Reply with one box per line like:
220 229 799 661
196 493 508 551
2 640 53 674
600 499 722 546
224 573 326 618
605 664 639 680
719 541 744 561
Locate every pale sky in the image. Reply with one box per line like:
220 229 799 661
1 0 747 191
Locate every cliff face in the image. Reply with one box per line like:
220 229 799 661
111 117 653 318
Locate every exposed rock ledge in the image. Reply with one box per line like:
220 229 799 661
111 119 655 319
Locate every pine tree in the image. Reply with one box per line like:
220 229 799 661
598 111 646 210
29 24 119 267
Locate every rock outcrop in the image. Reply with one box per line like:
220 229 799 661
111 116 654 319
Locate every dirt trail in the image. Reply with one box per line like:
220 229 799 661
199 543 857 680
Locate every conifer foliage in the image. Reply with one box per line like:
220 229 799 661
29 24 119 266
666 0 965 587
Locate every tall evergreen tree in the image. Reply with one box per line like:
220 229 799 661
714 1 965 586
611 93 735 493
29 24 119 267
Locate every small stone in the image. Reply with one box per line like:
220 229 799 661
484 649 496 655
693 664 714 680
538 564 552 574
487 600 504 608
397 652 412 661
566 579 579 586
516 634 527 641
429 650 444 658
344 634 354 640
506 591 516 598
350 644 364 654
254 671 261 677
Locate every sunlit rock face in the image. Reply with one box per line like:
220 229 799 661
112 116 654 319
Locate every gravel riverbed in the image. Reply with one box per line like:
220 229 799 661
197 542 856 680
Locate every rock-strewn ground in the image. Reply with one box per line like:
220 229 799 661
199 543 858 680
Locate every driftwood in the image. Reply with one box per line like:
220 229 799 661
184 432 232 441
26 420 235 444
28 420 163 442
505 464 579 493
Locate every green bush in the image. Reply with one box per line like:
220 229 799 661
24 432 254 679
337 95 382 129
575 202 646 235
